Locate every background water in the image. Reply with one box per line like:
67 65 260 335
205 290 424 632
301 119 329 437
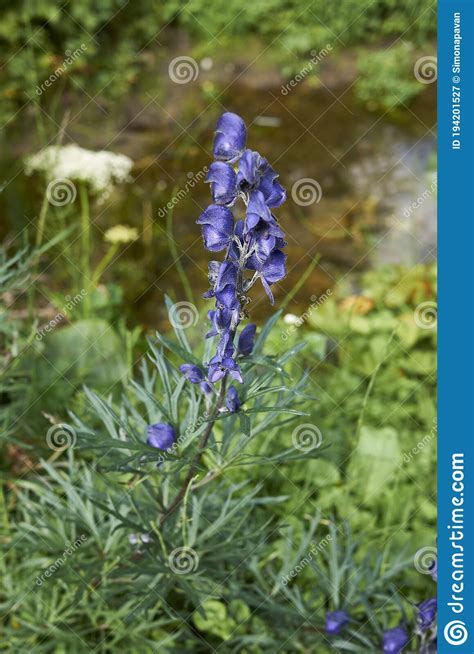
0 69 436 328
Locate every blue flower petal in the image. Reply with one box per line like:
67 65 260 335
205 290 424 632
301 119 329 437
383 625 409 654
246 190 272 230
146 423 176 451
179 364 204 383
206 161 237 205
262 249 286 284
226 386 241 412
325 610 349 636
213 112 247 161
237 324 256 355
258 165 286 207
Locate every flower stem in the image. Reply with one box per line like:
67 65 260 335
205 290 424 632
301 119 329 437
160 377 228 526
79 182 91 317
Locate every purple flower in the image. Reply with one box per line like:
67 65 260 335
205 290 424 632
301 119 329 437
182 111 287 387
197 205 234 251
209 286 241 339
237 149 266 189
206 162 237 206
237 324 256 355
213 112 247 161
258 163 286 207
237 150 286 208
246 190 273 231
179 364 204 384
325 610 349 635
226 386 241 412
259 249 287 304
383 625 409 654
208 354 243 384
147 423 176 450
416 598 437 632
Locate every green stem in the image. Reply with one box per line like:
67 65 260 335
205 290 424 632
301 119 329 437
35 192 50 248
280 254 321 312
90 244 119 289
165 197 195 305
160 377 228 526
79 182 91 317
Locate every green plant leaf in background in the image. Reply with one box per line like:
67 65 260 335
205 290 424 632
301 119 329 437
348 426 401 502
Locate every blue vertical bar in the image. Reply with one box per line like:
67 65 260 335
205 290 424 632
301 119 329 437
438 1 474 652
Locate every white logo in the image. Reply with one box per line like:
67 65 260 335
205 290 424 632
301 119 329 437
414 301 437 329
444 620 468 646
168 302 199 329
414 56 437 84
292 424 323 452
46 178 77 206
168 547 199 574
168 56 199 84
46 424 77 451
291 178 322 206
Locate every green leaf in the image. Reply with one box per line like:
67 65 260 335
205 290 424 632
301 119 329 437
348 426 401 502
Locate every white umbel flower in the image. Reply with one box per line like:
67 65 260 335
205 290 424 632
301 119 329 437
104 225 138 245
25 144 133 202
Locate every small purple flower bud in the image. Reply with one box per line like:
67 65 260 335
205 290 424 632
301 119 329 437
226 386 241 413
179 364 204 384
213 112 247 161
325 610 349 635
383 625 409 654
237 324 256 355
417 598 437 632
146 423 176 451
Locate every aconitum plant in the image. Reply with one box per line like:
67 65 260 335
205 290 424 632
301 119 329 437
180 111 286 394
145 112 288 521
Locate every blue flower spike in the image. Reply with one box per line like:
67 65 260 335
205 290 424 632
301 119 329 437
181 111 286 389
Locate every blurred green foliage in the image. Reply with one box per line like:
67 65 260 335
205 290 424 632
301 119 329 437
0 0 437 124
356 43 425 111
1 261 437 651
